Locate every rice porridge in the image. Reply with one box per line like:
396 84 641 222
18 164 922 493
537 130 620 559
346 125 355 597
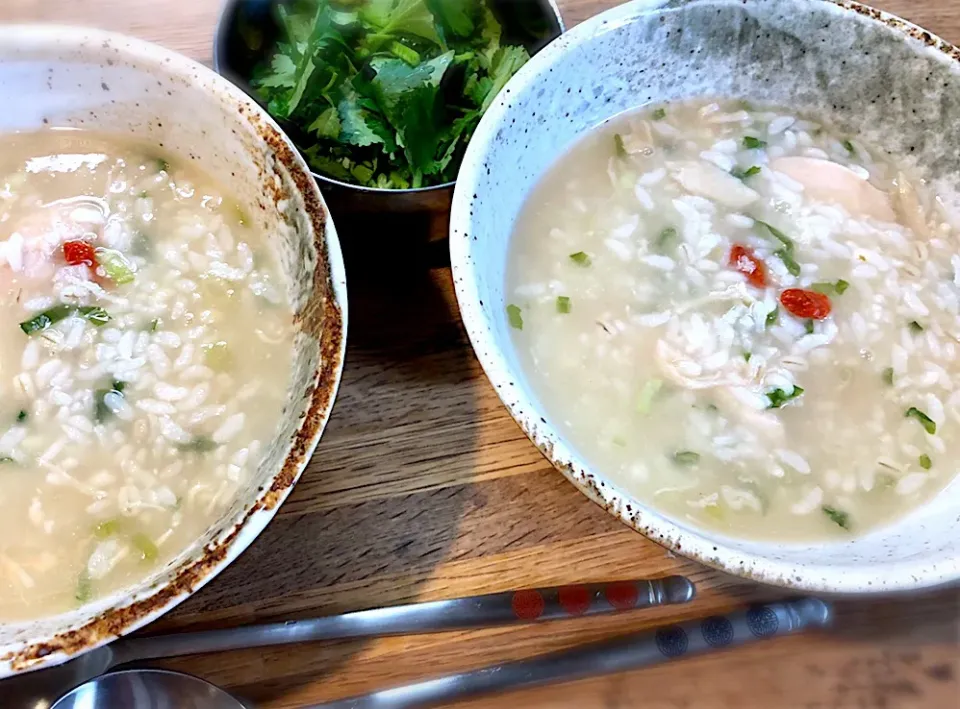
507 99 960 541
0 131 293 619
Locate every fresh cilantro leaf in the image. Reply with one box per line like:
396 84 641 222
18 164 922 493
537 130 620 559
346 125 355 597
308 106 342 139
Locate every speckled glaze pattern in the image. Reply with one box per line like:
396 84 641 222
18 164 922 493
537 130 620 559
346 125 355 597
0 26 348 676
450 0 960 594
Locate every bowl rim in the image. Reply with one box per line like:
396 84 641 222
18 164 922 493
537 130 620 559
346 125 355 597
211 0 567 195
0 23 348 676
450 0 960 595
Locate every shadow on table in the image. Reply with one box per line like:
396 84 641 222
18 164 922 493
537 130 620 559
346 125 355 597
138 207 478 705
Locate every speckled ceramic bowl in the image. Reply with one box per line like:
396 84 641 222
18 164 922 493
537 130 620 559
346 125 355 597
450 0 960 594
0 26 347 676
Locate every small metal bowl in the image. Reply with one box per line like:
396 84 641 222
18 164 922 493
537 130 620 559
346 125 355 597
214 0 564 214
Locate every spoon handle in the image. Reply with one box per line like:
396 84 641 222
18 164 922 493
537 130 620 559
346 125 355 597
114 576 694 664
309 598 833 709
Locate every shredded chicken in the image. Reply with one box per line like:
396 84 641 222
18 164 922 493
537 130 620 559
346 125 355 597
770 156 896 221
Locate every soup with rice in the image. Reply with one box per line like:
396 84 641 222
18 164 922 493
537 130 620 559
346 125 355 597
507 99 960 541
0 131 293 619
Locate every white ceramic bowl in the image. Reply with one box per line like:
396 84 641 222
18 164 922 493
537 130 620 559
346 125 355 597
450 0 960 594
0 26 347 675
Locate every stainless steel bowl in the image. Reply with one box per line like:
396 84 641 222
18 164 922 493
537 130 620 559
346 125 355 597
213 0 565 214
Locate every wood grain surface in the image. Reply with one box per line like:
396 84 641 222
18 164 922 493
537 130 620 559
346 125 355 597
4 0 960 707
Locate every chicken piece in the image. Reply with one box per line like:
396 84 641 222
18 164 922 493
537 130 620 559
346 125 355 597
770 157 896 222
673 161 759 209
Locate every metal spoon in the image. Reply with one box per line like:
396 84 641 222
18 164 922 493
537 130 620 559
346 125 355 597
51 598 832 709
3 576 694 707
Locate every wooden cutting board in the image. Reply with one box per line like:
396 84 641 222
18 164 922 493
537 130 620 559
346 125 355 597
4 0 959 707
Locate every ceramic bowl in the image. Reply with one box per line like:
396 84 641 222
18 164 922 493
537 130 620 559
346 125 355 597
0 26 347 676
450 0 960 594
213 0 565 214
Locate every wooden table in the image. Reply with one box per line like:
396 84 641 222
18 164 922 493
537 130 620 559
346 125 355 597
7 0 960 706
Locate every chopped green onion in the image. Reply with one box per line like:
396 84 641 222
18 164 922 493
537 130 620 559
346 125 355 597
569 251 591 266
883 367 895 386
19 304 111 334
154 157 169 173
811 282 835 295
841 139 856 155
919 454 932 470
556 296 571 314
138 190 149 199
16 410 27 423
95 248 135 285
743 352 752 362
731 165 761 180
177 436 219 453
909 320 924 333
0 456 14 464
835 279 850 294
765 307 779 328
657 227 678 248
822 505 850 530
613 134 627 157
804 319 815 335
652 107 667 121
149 318 160 332
506 304 523 330
905 407 936 435
94 518 122 539
743 136 767 149
75 571 92 603
636 378 664 414
755 220 795 252
79 306 111 327
775 249 801 276
131 532 158 562
673 451 701 466
766 386 804 409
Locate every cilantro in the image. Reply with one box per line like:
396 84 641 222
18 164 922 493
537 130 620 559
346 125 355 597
250 0 531 189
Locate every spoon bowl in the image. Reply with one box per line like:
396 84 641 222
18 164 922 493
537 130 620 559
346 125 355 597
51 669 244 709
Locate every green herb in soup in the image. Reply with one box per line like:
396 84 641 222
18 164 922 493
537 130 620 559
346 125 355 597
250 0 532 189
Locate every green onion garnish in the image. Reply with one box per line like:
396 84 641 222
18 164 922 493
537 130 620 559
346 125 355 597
176 436 219 453
835 279 850 294
556 296 571 314
506 304 523 330
905 407 936 435
75 571 92 603
842 139 856 155
919 454 932 470
804 320 815 335
19 305 110 335
95 248 135 285
822 506 850 530
131 532 158 562
765 307 779 328
569 251 591 266
883 368 895 386
636 378 664 415
652 107 667 121
94 518 122 539
731 165 761 180
909 320 924 333
16 410 27 423
614 134 627 158
673 451 701 466
657 227 678 248
743 136 767 149
766 386 804 409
